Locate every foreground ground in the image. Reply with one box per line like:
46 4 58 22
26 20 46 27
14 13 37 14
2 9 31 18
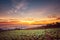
0 28 60 40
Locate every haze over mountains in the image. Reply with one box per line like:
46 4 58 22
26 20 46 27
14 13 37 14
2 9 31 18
0 22 60 30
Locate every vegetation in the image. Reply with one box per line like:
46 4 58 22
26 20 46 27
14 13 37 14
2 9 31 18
0 28 60 40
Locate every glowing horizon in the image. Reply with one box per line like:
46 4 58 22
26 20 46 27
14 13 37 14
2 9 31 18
0 17 60 25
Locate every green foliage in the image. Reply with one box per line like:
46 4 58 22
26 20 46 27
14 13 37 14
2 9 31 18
0 28 60 40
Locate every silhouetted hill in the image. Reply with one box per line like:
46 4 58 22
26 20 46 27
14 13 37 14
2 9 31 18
26 22 60 29
45 22 60 28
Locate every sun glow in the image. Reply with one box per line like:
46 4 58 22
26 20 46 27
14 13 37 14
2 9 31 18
20 20 35 24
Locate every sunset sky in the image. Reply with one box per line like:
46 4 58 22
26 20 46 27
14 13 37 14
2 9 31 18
0 0 60 25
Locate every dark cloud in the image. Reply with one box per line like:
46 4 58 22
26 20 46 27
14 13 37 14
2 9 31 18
56 17 60 20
